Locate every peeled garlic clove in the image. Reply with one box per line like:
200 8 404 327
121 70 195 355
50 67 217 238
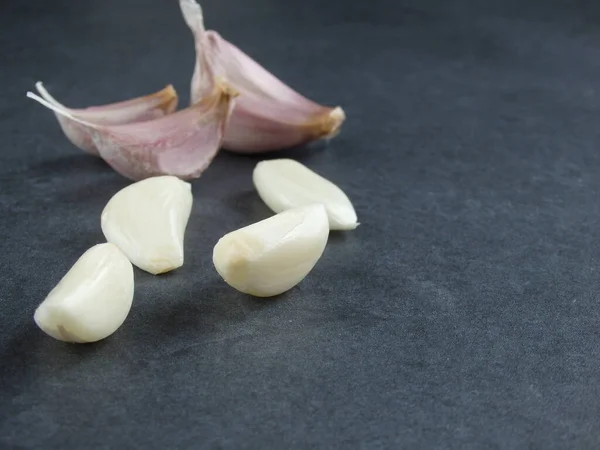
180 0 345 153
101 175 193 275
34 82 178 156
27 81 237 181
213 204 329 297
34 243 134 343
253 159 358 230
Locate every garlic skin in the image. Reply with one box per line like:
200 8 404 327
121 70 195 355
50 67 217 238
34 243 134 343
101 176 193 275
180 0 346 153
213 204 329 297
34 82 178 156
27 81 237 181
253 159 358 230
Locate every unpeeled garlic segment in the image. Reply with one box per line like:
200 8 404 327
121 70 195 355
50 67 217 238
101 176 193 275
253 159 358 230
27 81 237 181
34 82 178 156
34 243 134 343
180 0 346 153
213 204 329 297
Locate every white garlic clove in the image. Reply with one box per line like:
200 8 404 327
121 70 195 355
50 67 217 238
101 175 193 275
34 243 134 343
213 204 329 297
252 159 358 230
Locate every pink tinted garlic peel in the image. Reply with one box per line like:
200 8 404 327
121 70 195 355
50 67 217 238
34 82 178 156
27 80 238 181
180 0 346 153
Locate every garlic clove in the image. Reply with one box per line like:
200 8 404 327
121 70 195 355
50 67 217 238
34 82 178 156
180 0 346 153
101 175 193 275
253 159 358 230
34 243 134 343
213 204 329 297
27 81 237 181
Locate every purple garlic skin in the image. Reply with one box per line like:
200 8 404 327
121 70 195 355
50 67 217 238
34 82 178 156
90 82 238 181
27 81 238 181
180 0 346 154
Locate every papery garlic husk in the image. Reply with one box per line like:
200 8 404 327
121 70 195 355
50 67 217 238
34 82 178 156
213 204 329 297
34 243 134 343
253 159 358 230
101 175 193 275
27 80 238 181
180 0 346 153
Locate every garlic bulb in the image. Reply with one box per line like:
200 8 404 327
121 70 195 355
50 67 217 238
34 82 178 156
27 81 237 181
34 243 134 343
180 0 346 153
101 176 193 275
213 204 329 297
253 159 358 230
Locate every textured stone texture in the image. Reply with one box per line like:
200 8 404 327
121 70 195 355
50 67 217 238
2 0 600 448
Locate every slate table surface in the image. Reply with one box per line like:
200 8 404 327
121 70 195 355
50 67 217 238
2 0 600 448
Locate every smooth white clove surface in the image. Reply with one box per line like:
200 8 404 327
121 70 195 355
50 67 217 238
34 82 178 156
34 243 134 343
180 0 346 153
101 176 193 275
213 204 329 297
253 159 358 230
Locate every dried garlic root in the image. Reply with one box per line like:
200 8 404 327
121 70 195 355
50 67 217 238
34 243 134 343
213 204 329 297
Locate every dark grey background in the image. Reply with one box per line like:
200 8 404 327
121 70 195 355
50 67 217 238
2 0 600 448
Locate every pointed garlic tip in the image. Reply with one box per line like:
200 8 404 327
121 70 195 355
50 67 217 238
252 159 358 230
213 204 330 297
28 81 179 156
101 176 193 275
33 243 134 343
179 0 206 34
